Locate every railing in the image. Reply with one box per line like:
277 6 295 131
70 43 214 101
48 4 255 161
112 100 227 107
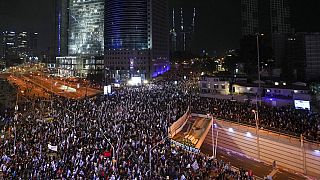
213 116 320 146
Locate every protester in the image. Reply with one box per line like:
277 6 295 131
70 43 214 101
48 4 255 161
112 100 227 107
0 73 319 179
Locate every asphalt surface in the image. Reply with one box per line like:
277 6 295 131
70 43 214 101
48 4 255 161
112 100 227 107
201 144 308 180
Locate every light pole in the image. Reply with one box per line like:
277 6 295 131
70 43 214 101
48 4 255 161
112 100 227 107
99 128 115 171
256 33 264 107
252 109 260 159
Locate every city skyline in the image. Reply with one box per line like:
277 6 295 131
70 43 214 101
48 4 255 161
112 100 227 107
0 0 320 55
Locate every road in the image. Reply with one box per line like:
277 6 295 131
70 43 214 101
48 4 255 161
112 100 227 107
201 144 308 180
7 72 101 99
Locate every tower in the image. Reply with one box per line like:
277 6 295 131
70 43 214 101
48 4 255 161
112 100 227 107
104 0 170 81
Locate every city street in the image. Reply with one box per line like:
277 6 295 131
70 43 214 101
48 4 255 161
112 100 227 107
201 144 309 180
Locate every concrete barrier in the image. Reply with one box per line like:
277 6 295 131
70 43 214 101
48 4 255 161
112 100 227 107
200 117 320 178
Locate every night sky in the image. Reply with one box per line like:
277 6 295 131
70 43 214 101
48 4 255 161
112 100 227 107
1 0 320 55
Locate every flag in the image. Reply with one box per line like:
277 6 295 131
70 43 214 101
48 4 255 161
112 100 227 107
48 144 58 152
191 160 199 171
103 151 111 157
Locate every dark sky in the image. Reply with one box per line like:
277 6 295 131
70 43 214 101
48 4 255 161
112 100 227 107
1 0 320 55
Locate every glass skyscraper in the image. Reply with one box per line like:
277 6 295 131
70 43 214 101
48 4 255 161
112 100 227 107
105 1 149 50
104 0 170 81
68 0 104 56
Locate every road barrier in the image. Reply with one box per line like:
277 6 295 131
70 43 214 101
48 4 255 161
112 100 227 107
200 115 320 178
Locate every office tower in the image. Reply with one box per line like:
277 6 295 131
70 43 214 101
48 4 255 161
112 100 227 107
295 33 320 81
241 0 293 72
2 31 17 60
241 0 259 36
241 0 292 36
170 8 177 53
17 32 28 60
104 0 170 81
170 7 196 53
29 32 39 58
55 0 69 57
68 0 104 56
55 0 104 78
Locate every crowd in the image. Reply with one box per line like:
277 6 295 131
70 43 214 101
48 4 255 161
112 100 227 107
191 97 320 141
0 80 255 179
1 72 319 178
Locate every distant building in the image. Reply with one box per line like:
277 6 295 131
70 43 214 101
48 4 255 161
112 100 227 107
241 0 292 36
199 76 230 95
17 32 28 61
1 31 39 64
54 0 69 57
240 0 294 73
29 32 39 59
295 33 320 81
170 7 196 53
56 56 104 78
2 31 18 60
104 0 170 81
68 0 104 56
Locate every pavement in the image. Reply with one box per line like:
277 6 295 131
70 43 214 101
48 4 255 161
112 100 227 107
201 144 309 180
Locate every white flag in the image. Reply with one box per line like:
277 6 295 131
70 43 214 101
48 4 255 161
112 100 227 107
48 144 58 152
191 160 199 171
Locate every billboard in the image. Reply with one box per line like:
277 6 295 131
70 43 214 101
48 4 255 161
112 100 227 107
104 85 112 95
294 100 310 110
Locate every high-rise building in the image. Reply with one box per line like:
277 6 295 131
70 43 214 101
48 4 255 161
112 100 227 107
240 0 293 72
170 7 196 53
17 32 28 60
2 31 18 60
296 33 320 81
241 0 292 36
68 0 104 56
29 32 39 58
104 0 170 81
241 0 259 36
54 0 69 57
55 0 105 78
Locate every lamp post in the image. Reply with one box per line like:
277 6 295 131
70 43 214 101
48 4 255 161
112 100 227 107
252 109 260 159
99 128 115 171
256 33 264 106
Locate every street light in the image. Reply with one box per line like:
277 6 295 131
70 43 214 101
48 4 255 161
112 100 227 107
252 109 259 132
99 128 116 171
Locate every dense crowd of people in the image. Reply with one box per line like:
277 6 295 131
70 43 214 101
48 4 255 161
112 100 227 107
0 72 319 178
0 81 254 179
191 97 320 141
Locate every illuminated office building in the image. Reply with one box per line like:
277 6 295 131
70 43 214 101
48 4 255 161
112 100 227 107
68 0 104 56
104 0 170 81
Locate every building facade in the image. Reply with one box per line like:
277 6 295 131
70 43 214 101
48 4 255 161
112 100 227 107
2 31 18 60
56 0 105 78
1 31 39 64
240 0 293 71
68 0 104 56
55 0 69 57
296 33 320 81
104 0 170 81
